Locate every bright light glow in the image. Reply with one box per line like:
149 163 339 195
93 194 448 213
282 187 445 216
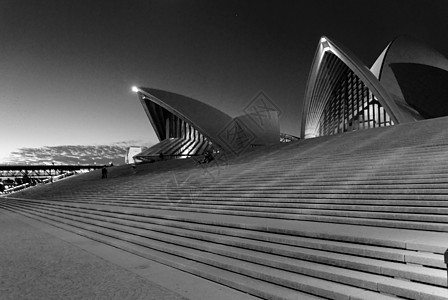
320 37 331 52
131 86 139 93
322 41 331 51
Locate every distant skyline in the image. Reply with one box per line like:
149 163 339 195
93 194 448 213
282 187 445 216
5 141 147 166
1 0 447 163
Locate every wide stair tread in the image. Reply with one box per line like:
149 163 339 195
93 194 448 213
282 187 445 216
5 202 444 300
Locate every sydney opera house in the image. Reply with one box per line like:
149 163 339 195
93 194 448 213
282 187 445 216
132 35 448 161
132 87 287 160
3 36 448 300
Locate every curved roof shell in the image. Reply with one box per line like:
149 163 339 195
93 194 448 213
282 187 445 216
371 36 448 120
301 36 404 138
136 88 234 152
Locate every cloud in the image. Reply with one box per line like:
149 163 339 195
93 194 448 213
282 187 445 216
3 140 153 165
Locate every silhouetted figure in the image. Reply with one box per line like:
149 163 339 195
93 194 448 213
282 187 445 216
199 150 214 164
159 153 164 161
101 166 108 179
23 174 30 185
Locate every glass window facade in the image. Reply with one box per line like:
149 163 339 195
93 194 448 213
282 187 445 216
306 52 393 138
162 114 211 157
139 97 213 160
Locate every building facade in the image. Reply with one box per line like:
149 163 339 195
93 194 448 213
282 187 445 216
133 88 283 161
301 36 448 139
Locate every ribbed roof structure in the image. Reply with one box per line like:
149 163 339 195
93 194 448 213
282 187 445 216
137 88 232 143
302 36 448 139
301 37 400 138
134 88 234 158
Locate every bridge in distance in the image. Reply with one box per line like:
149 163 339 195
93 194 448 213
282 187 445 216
0 165 103 179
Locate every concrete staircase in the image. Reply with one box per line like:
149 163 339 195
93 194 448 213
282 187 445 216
2 116 448 300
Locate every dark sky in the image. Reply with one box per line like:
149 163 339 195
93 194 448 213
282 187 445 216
1 0 447 162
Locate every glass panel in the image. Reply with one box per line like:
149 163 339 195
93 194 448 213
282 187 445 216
312 53 395 137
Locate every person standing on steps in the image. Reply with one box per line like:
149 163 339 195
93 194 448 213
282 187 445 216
101 165 108 179
199 150 214 164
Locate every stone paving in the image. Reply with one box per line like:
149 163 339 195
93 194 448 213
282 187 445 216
0 211 188 300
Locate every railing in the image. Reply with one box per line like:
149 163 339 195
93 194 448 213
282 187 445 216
3 183 30 194
0 165 102 178
1 172 76 195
